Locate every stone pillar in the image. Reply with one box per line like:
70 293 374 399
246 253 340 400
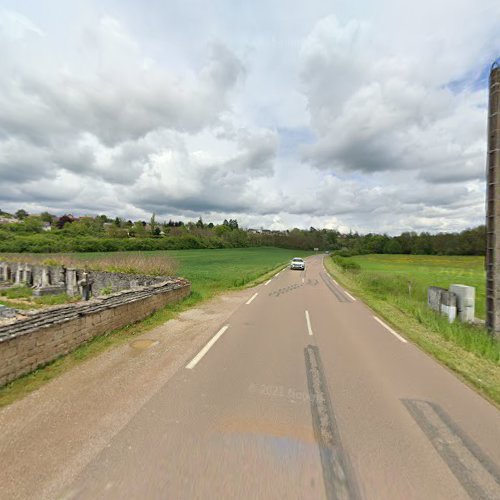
66 268 78 296
14 265 21 285
23 265 32 285
41 267 50 287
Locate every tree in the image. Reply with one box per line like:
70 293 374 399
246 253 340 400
150 213 157 235
56 214 75 229
15 209 29 220
196 217 204 229
40 211 55 224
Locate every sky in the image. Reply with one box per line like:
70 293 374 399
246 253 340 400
0 0 499 234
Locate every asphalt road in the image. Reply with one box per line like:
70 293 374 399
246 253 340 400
24 257 500 498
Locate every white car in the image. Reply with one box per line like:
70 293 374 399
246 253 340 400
290 257 305 270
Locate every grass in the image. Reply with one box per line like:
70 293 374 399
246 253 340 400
1 252 178 277
0 285 79 309
345 254 486 318
0 247 310 407
324 254 500 407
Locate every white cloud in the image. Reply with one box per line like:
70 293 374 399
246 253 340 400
0 1 498 234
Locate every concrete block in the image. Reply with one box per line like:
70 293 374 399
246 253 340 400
449 284 475 322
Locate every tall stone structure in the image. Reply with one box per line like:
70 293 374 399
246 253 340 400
486 60 500 337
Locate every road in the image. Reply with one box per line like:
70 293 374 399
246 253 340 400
3 256 500 499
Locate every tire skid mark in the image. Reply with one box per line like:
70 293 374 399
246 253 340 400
305 345 361 500
320 272 349 303
402 399 500 500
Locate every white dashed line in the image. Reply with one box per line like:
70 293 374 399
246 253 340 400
344 291 356 301
186 325 230 369
264 279 272 286
302 277 305 284
305 310 314 336
246 292 259 305
373 316 407 343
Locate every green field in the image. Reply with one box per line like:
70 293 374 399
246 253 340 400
1 247 310 300
69 247 310 298
347 254 486 318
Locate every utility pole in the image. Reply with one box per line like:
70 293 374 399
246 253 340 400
486 59 500 337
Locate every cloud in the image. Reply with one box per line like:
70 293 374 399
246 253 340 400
0 2 497 234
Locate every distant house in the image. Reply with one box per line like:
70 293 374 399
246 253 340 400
42 222 52 232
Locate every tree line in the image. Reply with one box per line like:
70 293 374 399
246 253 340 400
0 208 486 255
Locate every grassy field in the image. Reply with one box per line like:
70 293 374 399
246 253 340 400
325 254 500 407
346 254 486 318
0 247 309 406
66 247 310 299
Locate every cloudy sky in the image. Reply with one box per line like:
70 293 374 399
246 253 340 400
0 0 499 234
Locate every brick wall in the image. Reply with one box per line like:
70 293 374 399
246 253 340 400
0 279 190 387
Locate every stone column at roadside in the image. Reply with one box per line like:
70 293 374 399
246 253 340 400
66 268 78 296
14 265 21 285
41 267 50 287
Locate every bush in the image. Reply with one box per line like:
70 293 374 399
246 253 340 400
331 255 361 272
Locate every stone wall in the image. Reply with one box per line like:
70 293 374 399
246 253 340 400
0 261 170 298
0 278 190 387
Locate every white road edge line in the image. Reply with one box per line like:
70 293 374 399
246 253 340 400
186 325 230 369
305 310 313 336
344 290 356 301
373 316 408 344
264 279 272 286
246 292 259 305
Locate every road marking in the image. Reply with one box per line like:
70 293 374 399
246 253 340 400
373 316 407 343
344 291 356 301
274 272 280 277
246 292 258 305
186 325 229 369
305 310 313 336
302 277 305 284
264 279 272 286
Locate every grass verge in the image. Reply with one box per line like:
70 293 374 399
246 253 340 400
324 256 500 408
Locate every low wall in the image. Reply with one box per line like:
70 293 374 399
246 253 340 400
0 278 190 387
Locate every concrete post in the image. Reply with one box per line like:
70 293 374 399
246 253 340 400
450 285 475 323
486 60 500 338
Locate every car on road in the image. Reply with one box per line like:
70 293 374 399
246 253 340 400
290 257 305 270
